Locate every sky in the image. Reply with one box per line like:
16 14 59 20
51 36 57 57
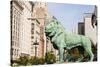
47 3 95 32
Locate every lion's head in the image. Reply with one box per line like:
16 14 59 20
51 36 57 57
45 19 58 35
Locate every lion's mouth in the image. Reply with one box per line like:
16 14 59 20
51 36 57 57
45 30 51 36
45 32 50 36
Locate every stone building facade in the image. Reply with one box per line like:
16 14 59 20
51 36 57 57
84 6 97 45
30 2 48 58
78 6 97 45
11 0 23 61
11 0 59 64
19 1 33 57
11 0 33 62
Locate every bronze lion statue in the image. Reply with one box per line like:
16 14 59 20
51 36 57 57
45 17 94 63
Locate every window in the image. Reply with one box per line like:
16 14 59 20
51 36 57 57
31 36 34 39
31 23 34 29
31 30 34 34
31 23 34 34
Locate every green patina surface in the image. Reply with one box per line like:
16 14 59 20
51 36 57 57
45 17 94 63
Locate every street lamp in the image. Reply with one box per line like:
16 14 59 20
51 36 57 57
33 38 39 57
46 37 49 55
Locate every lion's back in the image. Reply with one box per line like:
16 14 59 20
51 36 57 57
64 32 82 44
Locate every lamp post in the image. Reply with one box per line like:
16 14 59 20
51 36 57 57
45 36 49 63
33 38 39 57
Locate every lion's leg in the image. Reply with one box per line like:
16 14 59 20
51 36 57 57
59 47 64 63
81 36 94 61
84 46 94 61
66 53 72 62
